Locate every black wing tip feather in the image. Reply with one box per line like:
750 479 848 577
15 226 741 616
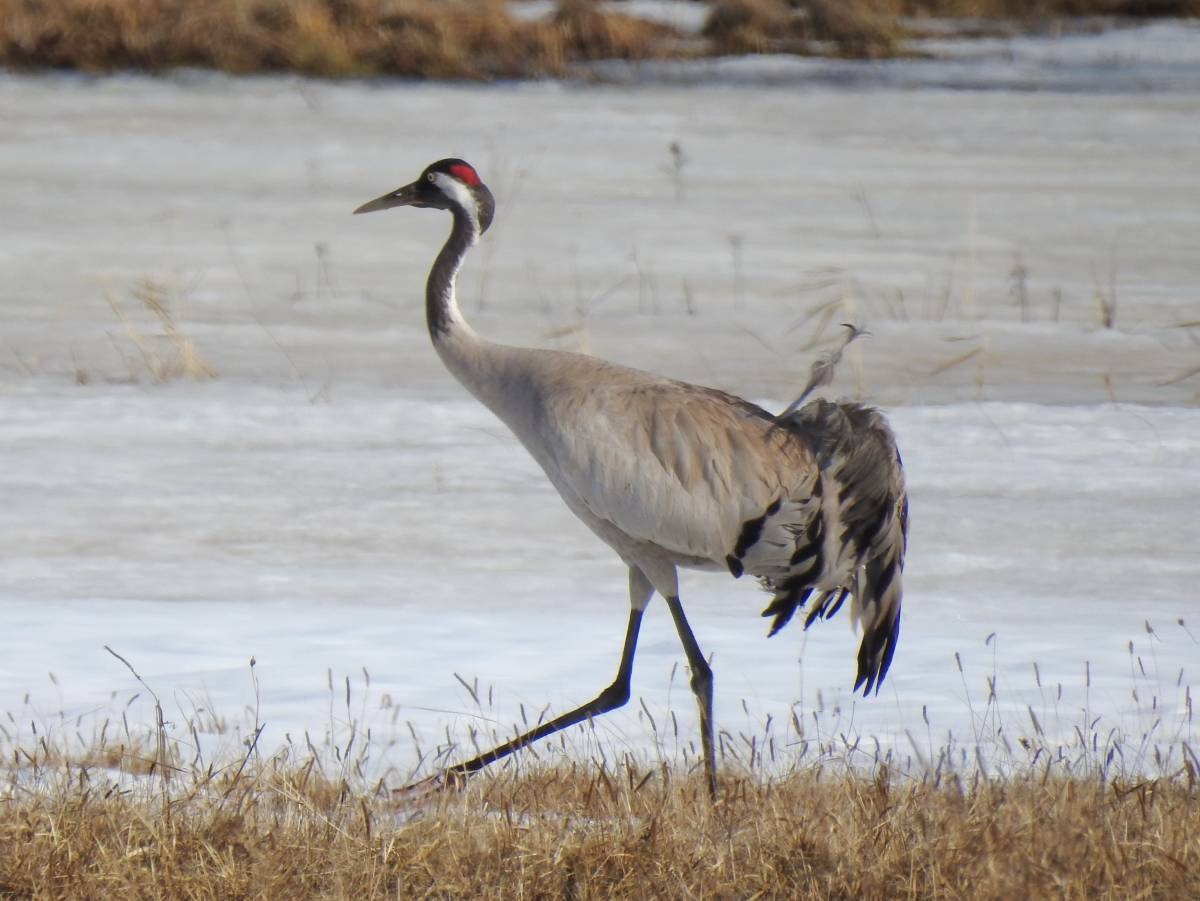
762 587 854 639
853 611 901 697
803 588 848 630
760 587 812 637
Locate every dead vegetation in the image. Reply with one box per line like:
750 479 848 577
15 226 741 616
0 0 1196 77
702 0 1200 59
106 278 216 382
894 0 1200 15
703 0 906 58
554 0 683 62
0 0 681 79
3 635 1198 897
0 752 1197 898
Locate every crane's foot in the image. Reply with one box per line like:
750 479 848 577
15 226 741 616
392 766 472 802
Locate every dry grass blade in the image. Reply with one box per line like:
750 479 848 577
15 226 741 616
104 646 175 786
929 344 983 376
106 279 216 382
1159 363 1200 387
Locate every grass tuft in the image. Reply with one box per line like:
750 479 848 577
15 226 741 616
804 0 908 58
703 0 798 55
702 0 906 60
554 0 681 62
106 278 216 383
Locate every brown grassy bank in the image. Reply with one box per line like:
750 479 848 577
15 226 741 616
703 0 1200 57
887 0 1199 14
1 757 1197 898
3 647 1197 899
0 0 1197 79
0 0 682 79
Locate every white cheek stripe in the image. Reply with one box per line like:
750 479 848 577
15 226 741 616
432 172 480 238
428 171 479 334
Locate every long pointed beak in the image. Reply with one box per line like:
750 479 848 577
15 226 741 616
353 181 420 215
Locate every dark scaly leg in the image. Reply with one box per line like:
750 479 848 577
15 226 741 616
403 568 652 793
664 594 718 800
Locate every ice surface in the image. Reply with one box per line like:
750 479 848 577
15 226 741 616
591 19 1200 94
1 388 1196 779
2 51 1197 407
1 31 1198 781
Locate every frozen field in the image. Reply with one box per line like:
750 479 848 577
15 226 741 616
1 23 1198 783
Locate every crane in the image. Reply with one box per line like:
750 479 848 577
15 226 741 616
354 159 908 799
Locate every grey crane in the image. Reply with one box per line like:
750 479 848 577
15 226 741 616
355 159 908 799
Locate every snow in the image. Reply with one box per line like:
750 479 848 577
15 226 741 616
2 389 1196 780
1 25 1198 783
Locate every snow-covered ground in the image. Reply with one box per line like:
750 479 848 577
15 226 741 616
1 23 1198 783
2 388 1196 780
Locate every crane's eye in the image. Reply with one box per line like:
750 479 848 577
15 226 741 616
426 172 436 183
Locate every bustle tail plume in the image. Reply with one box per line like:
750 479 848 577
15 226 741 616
763 399 908 695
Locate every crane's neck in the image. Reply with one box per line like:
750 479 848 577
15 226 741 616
426 204 479 343
425 206 523 422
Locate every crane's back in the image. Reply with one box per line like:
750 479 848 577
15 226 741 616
469 346 814 566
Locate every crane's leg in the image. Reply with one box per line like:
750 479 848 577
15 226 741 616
406 567 654 792
665 594 718 800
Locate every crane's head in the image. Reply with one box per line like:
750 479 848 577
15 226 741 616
353 159 495 234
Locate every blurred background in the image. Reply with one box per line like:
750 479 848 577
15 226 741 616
2 0 1197 404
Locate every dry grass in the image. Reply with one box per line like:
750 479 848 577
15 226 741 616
4 631 1198 898
0 0 681 79
702 0 797 55
703 0 907 59
1 752 1197 898
893 0 1200 16
699 0 1200 60
106 278 216 382
555 0 683 62
1 0 1196 77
